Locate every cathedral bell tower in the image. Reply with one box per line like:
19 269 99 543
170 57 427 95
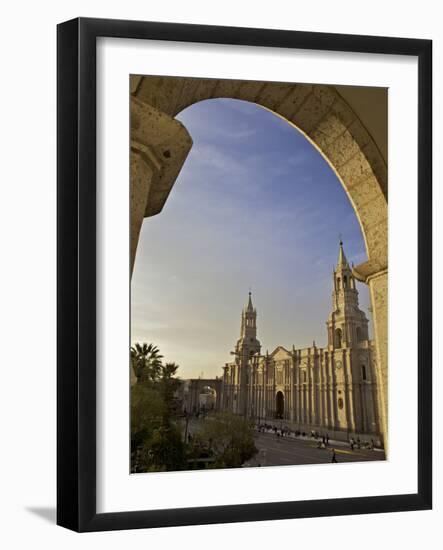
236 291 261 357
327 241 369 349
234 292 261 415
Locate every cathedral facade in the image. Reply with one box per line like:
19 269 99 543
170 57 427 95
219 242 381 438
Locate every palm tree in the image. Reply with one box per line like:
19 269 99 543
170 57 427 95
161 362 179 380
131 343 163 383
160 362 180 398
159 362 181 421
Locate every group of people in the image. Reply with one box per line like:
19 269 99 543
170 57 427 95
256 423 303 439
349 437 375 450
256 424 332 443
255 423 340 462
255 423 378 460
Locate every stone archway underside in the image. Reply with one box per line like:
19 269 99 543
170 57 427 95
130 76 388 450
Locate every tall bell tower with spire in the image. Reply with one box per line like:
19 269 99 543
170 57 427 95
325 240 374 433
327 240 369 349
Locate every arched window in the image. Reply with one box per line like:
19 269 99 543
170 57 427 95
335 328 343 348
361 364 367 381
343 276 348 288
356 327 363 342
337 277 341 290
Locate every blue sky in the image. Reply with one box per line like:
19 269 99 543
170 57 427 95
131 98 371 379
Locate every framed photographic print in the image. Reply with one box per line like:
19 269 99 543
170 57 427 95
57 17 432 531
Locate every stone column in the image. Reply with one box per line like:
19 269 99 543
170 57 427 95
344 351 356 433
309 362 315 425
360 383 368 433
354 262 388 451
318 352 324 427
329 362 337 430
130 146 155 274
368 271 388 448
322 355 329 427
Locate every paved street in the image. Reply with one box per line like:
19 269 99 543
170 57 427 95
179 416 385 468
244 432 385 467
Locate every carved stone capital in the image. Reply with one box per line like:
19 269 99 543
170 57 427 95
131 96 193 218
353 259 388 284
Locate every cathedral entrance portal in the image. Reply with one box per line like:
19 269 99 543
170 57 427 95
276 391 284 419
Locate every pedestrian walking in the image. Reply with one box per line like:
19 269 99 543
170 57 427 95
331 449 338 463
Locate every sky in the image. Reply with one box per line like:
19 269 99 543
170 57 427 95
131 98 371 379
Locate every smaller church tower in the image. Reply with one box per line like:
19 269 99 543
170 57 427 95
234 292 261 415
236 291 261 358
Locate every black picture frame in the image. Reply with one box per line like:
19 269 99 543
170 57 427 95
57 17 432 532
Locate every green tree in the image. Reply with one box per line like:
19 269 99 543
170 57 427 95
131 383 165 472
130 346 187 472
193 412 257 469
140 424 187 472
159 362 180 415
131 342 163 384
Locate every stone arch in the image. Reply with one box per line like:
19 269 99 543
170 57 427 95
199 385 217 412
187 379 222 413
130 75 388 448
131 76 387 270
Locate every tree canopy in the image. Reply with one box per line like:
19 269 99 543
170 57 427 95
131 343 257 473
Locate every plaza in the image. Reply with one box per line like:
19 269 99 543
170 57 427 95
245 431 385 468
180 414 384 469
